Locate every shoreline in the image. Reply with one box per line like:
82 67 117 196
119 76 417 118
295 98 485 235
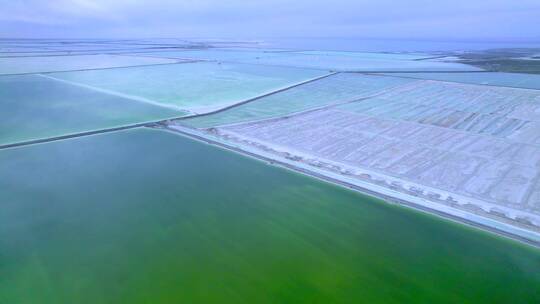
160 124 540 249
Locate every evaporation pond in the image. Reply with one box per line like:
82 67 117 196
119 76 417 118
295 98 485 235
290 50 433 60
0 74 183 145
1 128 539 303
239 53 481 71
382 72 540 90
137 49 291 61
184 73 416 128
48 62 326 113
0 54 178 75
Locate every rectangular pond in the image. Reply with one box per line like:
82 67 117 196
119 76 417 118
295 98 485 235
335 79 540 143
184 73 416 128
238 53 481 72
289 50 434 60
138 50 478 72
380 72 540 90
0 75 183 146
0 54 179 75
1 128 539 303
49 62 326 113
135 49 291 61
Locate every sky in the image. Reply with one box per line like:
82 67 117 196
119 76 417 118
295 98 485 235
1 0 540 41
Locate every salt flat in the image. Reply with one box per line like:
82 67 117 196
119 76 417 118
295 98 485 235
2 38 540 303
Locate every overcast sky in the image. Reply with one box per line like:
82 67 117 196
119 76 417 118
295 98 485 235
1 0 539 41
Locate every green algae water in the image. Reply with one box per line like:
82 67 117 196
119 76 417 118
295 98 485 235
1 128 539 303
0 75 184 146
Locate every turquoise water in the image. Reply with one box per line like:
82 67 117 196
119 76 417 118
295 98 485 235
138 49 291 61
140 50 433 64
290 50 433 60
381 72 540 90
1 128 539 303
139 49 479 72
0 75 183 145
0 54 177 75
50 62 325 112
239 54 481 71
184 73 415 128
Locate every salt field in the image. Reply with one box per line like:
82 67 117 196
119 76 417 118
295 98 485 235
172 52 540 244
1 38 540 303
381 72 540 90
136 49 480 72
287 50 433 60
49 62 325 113
185 73 415 128
180 71 540 242
206 107 540 227
1 128 539 303
0 74 183 146
0 54 181 75
136 49 292 61
238 53 481 71
338 80 540 141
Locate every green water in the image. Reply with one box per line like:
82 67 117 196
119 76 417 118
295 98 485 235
1 128 539 303
0 75 183 146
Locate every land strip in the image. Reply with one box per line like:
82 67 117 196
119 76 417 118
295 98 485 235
0 123 150 150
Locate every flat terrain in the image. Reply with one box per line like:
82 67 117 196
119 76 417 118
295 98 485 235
0 74 183 145
0 54 181 75
1 39 540 303
382 72 540 90
185 73 415 127
48 62 325 113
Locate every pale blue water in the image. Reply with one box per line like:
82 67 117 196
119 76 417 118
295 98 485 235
289 50 433 60
137 50 291 61
184 73 415 128
381 72 540 90
50 62 325 112
239 54 480 71
0 54 177 75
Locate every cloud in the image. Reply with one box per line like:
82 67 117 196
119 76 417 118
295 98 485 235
1 0 539 41
0 0 122 25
